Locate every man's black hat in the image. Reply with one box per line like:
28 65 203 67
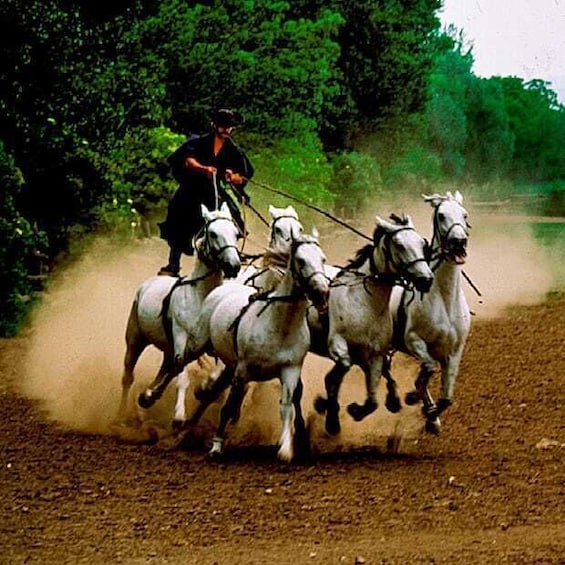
210 108 244 128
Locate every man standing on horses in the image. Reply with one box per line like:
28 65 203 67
158 108 254 276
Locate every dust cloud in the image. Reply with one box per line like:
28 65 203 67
19 195 562 453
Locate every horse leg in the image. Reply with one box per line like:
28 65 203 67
382 353 402 413
118 333 148 422
194 358 224 401
436 350 463 416
278 366 301 463
314 336 351 435
138 354 177 409
347 356 384 422
291 377 309 459
172 367 190 430
188 364 235 426
209 374 248 459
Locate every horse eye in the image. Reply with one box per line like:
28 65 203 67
438 213 445 221
210 232 218 239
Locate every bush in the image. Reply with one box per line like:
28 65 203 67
0 142 47 336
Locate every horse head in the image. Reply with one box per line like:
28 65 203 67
373 214 434 293
289 229 330 313
196 202 241 278
268 204 304 254
423 191 470 264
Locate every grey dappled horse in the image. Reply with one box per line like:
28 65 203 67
184 231 330 462
310 215 434 435
385 191 471 434
172 204 305 425
118 203 241 422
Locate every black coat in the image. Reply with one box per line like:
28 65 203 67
160 132 254 252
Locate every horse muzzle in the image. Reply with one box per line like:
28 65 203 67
309 283 330 314
414 275 434 293
221 258 241 279
443 237 468 265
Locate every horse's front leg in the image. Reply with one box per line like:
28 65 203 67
291 377 310 460
436 350 464 416
189 364 235 426
209 370 249 459
347 356 383 422
381 353 402 413
314 336 351 435
278 366 302 463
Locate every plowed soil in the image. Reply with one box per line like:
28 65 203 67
1 289 563 564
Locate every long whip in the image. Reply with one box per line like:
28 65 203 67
246 178 372 242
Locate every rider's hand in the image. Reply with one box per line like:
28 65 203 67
225 169 244 185
202 165 217 177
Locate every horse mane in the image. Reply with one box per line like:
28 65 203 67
346 214 409 270
345 244 374 270
262 247 290 269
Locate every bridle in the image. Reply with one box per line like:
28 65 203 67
194 216 240 269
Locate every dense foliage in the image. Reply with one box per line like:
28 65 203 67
0 1 564 334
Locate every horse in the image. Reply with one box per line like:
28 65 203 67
384 191 471 434
309 214 435 436
235 204 304 290
172 204 304 425
184 231 330 462
118 203 242 423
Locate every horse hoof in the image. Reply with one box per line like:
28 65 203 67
425 418 441 435
137 392 154 409
347 400 377 422
436 398 452 414
385 395 402 414
405 390 420 406
314 395 328 414
325 415 341 436
172 419 185 432
194 386 211 402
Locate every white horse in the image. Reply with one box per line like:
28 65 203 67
236 204 304 290
172 204 304 424
384 191 471 433
185 231 330 462
118 203 241 422
310 215 435 435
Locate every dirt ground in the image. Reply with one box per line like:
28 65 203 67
1 211 564 564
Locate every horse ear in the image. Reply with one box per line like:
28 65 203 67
405 214 415 228
201 204 211 221
375 215 393 231
268 204 277 219
220 202 231 217
422 193 444 208
454 190 464 204
287 205 298 218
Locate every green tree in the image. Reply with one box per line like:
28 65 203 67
496 77 565 181
0 141 47 336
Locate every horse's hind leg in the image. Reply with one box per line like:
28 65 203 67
118 334 149 422
138 355 176 409
172 368 190 430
